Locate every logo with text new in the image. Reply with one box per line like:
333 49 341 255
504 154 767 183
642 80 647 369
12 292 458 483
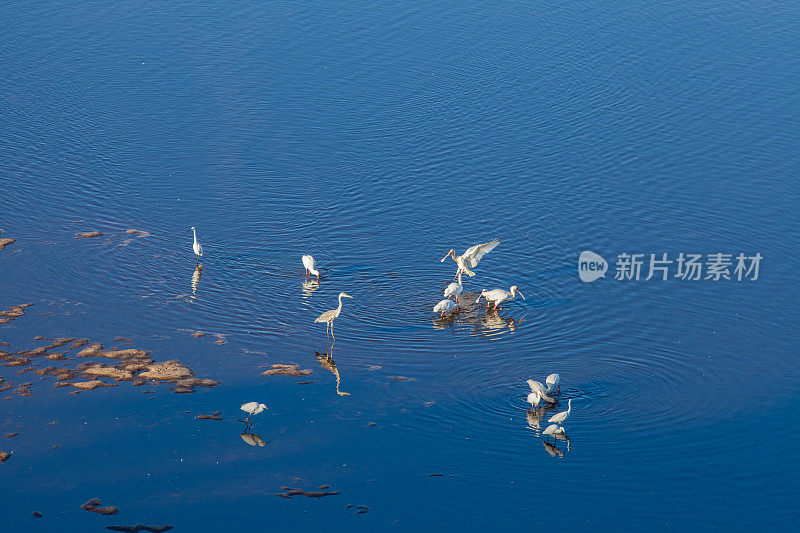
578 251 607 282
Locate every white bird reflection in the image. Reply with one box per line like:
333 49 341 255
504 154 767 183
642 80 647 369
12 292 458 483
240 432 268 447
301 280 319 299
542 440 564 458
191 265 202 297
526 407 544 436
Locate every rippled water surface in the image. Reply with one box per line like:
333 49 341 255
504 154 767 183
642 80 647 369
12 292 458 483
2 1 799 531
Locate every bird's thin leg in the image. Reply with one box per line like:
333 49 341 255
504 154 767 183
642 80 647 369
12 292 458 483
331 321 335 342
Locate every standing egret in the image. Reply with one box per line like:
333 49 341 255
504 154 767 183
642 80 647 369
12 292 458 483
441 238 500 278
546 373 560 393
443 270 463 302
240 402 267 421
476 286 525 309
548 398 572 424
527 390 542 408
433 299 458 318
302 255 320 281
190 226 203 263
543 423 566 440
314 292 353 341
527 379 556 403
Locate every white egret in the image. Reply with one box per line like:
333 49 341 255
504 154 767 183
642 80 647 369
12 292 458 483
548 398 572 424
240 402 267 421
190 226 203 263
527 379 556 403
302 255 320 281
433 299 458 318
314 292 353 341
546 373 560 393
543 423 566 440
441 238 500 278
527 390 541 408
443 270 463 302
476 286 525 309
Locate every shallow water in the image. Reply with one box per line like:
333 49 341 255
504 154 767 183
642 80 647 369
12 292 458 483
2 0 799 530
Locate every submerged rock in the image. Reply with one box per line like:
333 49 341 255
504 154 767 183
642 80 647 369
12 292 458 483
75 231 103 238
275 486 339 499
0 451 11 462
81 498 118 515
76 343 103 357
106 525 172 533
139 360 193 380
262 364 312 377
196 411 222 420
81 364 134 381
0 238 15 250
72 380 118 390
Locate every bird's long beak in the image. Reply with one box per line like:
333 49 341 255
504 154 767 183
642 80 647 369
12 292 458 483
440 250 453 262
343 294 353 298
518 291 525 300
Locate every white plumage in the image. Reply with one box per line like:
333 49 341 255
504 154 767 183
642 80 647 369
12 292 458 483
476 285 525 309
527 390 541 407
433 299 458 318
526 379 556 403
302 254 320 280
546 373 560 392
441 238 500 277
548 398 572 424
443 270 463 302
240 401 267 419
543 423 566 439
191 226 203 262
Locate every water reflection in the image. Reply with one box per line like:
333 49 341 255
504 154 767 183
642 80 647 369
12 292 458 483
526 407 544 436
191 265 202 297
315 348 350 397
542 440 564 458
301 280 319 300
240 432 268 447
480 308 523 334
430 296 523 337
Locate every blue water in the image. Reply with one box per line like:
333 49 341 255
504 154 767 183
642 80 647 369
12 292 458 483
2 1 799 531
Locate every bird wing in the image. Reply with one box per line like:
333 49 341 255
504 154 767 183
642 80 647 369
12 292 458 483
461 239 500 268
315 310 334 323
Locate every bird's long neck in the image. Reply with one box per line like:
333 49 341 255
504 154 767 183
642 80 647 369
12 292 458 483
336 294 344 314
457 271 462 284
192 228 198 245
567 400 571 413
509 287 516 299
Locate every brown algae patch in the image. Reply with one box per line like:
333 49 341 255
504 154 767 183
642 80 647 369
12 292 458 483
0 238 16 250
75 231 104 238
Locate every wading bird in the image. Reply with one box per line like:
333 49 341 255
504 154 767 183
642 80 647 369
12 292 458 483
302 255 320 281
527 390 542 408
527 379 556 404
476 286 525 309
443 270 463 302
441 238 500 278
191 226 203 263
240 402 267 421
546 373 560 393
433 299 458 318
548 398 572 424
314 292 353 341
543 423 566 440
